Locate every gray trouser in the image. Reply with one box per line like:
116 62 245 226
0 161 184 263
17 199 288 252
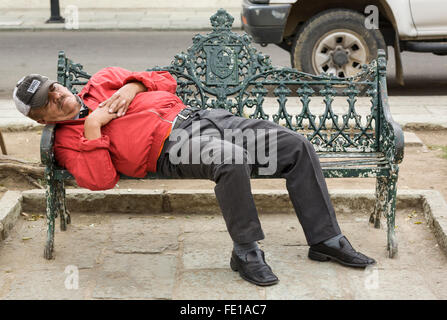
156 109 341 245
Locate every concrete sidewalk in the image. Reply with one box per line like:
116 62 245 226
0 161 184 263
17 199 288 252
0 1 242 30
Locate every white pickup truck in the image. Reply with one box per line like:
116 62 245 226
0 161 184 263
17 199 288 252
241 0 447 84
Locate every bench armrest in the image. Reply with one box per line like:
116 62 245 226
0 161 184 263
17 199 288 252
40 124 56 168
377 51 404 165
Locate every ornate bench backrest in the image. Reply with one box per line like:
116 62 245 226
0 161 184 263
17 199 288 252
56 9 386 154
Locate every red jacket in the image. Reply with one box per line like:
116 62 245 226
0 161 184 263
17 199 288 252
53 67 186 191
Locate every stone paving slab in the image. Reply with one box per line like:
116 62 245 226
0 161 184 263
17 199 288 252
92 254 177 299
182 231 232 270
174 269 263 300
111 215 180 254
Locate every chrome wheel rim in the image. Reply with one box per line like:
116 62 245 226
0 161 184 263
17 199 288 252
312 30 369 78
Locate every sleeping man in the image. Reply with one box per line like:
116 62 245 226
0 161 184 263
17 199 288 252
13 68 375 286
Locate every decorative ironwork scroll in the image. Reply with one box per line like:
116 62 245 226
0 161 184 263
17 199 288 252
57 50 91 94
144 9 381 153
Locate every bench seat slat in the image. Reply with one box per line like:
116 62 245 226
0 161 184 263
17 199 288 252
322 167 390 178
52 152 389 180
320 160 388 167
317 152 384 158
53 163 390 181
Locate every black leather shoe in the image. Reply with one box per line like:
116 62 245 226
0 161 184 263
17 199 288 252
230 249 279 286
309 236 376 268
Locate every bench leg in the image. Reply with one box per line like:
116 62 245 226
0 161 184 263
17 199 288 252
0 130 7 155
370 177 387 229
385 175 398 258
44 180 57 260
56 180 71 231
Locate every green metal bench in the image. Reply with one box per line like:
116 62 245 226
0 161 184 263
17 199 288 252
40 9 404 260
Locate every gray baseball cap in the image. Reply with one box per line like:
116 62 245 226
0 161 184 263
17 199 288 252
13 74 57 116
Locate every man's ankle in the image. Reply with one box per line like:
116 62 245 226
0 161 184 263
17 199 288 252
233 241 259 261
322 234 344 248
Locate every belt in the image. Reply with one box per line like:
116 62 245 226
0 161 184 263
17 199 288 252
171 106 202 130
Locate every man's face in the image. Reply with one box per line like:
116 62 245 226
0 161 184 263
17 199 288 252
35 83 81 123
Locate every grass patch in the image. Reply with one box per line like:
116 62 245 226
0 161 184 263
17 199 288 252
428 145 447 159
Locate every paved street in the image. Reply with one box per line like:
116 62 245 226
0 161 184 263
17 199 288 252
1 31 447 98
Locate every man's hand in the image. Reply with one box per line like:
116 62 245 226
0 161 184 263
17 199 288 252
98 82 146 117
84 107 118 140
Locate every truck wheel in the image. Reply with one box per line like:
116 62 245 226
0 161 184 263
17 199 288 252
291 9 386 78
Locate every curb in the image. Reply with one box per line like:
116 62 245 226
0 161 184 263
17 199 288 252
0 123 427 163
0 26 242 32
0 191 22 240
420 190 447 254
0 124 43 132
17 188 431 214
403 123 447 131
2 188 446 256
0 8 243 31
19 188 421 215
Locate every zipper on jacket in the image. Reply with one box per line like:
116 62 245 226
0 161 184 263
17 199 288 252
147 109 173 123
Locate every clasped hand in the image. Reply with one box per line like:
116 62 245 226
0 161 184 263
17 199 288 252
98 81 146 117
83 82 146 140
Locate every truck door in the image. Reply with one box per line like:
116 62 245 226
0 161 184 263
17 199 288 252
409 0 447 37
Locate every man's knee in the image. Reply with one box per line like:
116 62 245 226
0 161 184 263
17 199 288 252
212 162 253 184
213 144 253 180
280 130 313 150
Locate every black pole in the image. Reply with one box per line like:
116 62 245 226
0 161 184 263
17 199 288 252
46 0 65 23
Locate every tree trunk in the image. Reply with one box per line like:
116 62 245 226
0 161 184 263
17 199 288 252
0 155 44 179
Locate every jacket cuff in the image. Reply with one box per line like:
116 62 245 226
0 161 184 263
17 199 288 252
79 135 110 152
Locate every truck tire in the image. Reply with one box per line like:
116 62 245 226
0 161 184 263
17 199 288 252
291 9 386 78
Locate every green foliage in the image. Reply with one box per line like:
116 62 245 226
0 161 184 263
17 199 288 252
428 145 447 159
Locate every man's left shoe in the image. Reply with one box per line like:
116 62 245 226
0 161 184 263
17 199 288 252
309 236 376 268
230 249 279 286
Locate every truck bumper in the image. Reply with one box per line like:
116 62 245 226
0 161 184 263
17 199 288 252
241 0 292 44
